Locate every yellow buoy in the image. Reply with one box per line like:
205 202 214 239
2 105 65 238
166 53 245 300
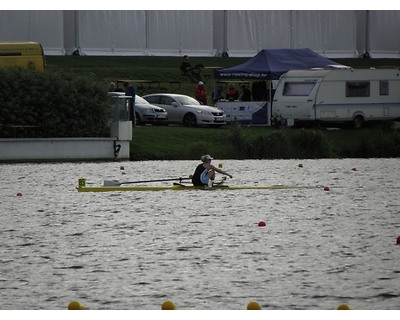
218 163 222 168
68 300 85 310
161 300 176 310
337 304 352 310
247 301 261 310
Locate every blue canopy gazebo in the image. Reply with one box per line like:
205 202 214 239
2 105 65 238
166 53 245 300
214 48 341 80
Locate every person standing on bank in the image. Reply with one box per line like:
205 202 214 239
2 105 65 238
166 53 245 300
191 154 232 187
225 83 239 101
194 81 207 105
123 82 136 126
240 84 252 101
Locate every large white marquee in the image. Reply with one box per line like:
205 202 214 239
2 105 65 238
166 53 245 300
0 10 399 58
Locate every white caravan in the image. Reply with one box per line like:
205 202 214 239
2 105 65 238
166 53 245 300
272 68 400 128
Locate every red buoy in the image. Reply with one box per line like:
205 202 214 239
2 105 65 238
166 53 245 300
396 236 400 245
352 168 357 171
323 187 330 191
16 192 23 197
258 221 266 227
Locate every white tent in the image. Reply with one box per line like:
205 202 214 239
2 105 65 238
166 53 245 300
70 10 215 56
0 10 64 55
76 11 147 56
366 11 400 58
224 11 358 58
1 10 400 58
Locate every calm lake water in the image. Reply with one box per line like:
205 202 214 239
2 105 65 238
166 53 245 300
1 158 399 310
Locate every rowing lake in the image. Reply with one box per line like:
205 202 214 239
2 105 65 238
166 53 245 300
1 158 399 310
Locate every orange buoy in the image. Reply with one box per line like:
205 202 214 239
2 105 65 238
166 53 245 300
258 221 266 227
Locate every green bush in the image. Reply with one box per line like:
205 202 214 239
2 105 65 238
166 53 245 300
226 126 333 159
0 68 110 138
185 141 208 159
130 126 400 161
227 124 254 159
359 130 400 157
251 131 289 159
289 129 332 158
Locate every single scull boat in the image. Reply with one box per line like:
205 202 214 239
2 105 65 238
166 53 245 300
76 178 309 192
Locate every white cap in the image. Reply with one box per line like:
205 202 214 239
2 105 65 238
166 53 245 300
201 154 213 162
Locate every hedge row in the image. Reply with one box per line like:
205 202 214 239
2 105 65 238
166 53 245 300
225 125 400 159
0 68 110 138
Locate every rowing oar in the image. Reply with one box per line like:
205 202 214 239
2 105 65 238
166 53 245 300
103 177 191 186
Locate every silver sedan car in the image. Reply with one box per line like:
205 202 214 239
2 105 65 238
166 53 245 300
134 95 168 125
108 92 168 125
143 93 226 127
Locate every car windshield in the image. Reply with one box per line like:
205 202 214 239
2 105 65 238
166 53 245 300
135 96 149 104
175 95 200 106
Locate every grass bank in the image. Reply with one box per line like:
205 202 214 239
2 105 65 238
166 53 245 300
131 125 400 160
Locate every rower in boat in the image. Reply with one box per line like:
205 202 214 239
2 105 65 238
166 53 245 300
191 154 232 187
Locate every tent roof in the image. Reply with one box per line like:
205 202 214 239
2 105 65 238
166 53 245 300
214 48 341 80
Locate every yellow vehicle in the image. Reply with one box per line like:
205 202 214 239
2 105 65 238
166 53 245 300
0 41 45 71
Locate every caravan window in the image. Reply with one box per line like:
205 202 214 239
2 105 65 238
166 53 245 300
380 80 389 96
346 81 370 97
283 82 316 96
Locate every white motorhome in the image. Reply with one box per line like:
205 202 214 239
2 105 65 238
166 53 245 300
272 68 400 128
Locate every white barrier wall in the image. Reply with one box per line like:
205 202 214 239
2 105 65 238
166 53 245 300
0 138 130 162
